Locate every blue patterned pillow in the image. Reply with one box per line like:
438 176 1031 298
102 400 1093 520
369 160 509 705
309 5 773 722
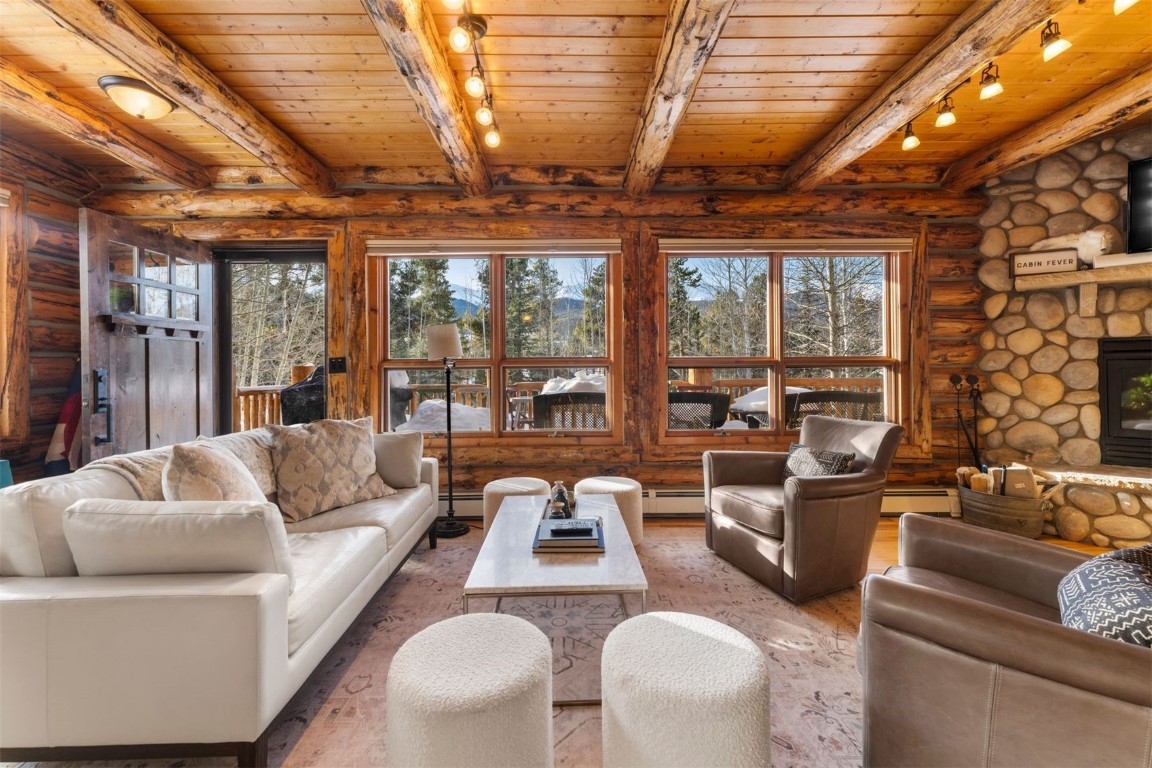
1058 545 1152 647
781 442 856 479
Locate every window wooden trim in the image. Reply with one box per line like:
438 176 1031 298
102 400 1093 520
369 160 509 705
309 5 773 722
645 235 932 461
375 246 626 447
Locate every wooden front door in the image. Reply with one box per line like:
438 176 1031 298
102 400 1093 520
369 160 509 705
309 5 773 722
79 210 214 464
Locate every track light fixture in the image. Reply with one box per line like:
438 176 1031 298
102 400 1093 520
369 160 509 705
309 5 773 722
484 126 501 148
1114 0 1140 13
449 14 487 53
979 62 1004 100
475 98 495 126
98 75 177 120
1040 19 1071 62
464 66 486 98
901 122 920 151
934 96 957 128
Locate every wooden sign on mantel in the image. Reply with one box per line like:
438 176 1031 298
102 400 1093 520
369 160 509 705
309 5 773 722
1010 248 1081 277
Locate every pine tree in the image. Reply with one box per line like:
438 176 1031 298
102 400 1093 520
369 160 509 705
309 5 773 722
388 259 420 358
666 258 703 357
504 257 533 360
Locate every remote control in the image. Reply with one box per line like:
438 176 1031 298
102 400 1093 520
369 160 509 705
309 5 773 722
551 521 595 537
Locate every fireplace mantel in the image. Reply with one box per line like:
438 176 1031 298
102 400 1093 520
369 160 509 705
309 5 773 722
1013 260 1152 317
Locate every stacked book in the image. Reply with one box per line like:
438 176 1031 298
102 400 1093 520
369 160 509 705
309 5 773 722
532 518 605 554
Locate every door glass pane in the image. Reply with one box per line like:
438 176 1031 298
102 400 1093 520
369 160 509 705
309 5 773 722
172 257 198 288
108 241 135 277
398 367 492 433
504 256 607 358
173 291 198 321
782 254 885 357
140 250 169 281
389 257 491 358
107 242 137 312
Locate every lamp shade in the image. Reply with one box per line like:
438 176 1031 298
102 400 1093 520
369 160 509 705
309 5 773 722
98 76 176 120
427 323 463 360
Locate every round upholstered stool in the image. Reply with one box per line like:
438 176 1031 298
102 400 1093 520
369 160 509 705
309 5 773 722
483 477 551 536
601 611 771 768
386 613 554 768
574 476 643 545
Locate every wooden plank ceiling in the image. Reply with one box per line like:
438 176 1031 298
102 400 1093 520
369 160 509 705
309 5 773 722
0 0 1149 203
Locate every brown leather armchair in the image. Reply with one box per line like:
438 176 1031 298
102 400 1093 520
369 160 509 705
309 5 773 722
703 415 904 602
860 514 1152 767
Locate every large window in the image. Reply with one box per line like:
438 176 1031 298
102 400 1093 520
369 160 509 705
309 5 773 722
663 243 907 432
378 243 616 435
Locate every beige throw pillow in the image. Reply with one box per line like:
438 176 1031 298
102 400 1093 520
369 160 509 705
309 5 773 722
268 418 394 522
63 498 295 592
162 442 266 502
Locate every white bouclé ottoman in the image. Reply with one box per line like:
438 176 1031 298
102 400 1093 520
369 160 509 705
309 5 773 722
386 613 554 768
574 476 643 545
482 477 551 536
601 611 772 768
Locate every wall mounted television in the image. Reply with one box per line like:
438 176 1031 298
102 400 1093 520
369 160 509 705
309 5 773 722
1127 157 1152 255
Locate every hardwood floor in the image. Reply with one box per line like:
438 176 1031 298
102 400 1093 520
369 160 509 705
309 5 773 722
649 515 1110 576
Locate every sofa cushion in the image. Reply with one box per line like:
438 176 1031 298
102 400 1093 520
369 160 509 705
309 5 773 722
285 485 433 549
781 443 856 479
286 526 388 653
710 485 785 539
373 431 424 489
198 428 277 498
0 468 138 577
267 418 395 522
162 442 266 503
1058 545 1152 647
63 498 295 592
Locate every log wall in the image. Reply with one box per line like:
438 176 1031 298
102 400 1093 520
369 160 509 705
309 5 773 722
0 175 82 484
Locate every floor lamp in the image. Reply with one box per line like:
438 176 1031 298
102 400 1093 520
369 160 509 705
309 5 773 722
427 323 470 538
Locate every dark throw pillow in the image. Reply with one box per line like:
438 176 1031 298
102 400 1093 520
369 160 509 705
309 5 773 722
781 442 856 479
1058 545 1152 647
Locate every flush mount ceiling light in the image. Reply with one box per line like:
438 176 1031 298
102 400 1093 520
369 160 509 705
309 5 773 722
449 14 487 53
901 122 920 151
979 62 1004 100
97 75 177 120
934 96 957 127
1114 0 1141 13
441 0 465 9
1040 19 1071 62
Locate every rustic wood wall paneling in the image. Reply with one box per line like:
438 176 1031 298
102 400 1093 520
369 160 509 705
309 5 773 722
1 176 82 483
325 227 349 420
1 178 30 455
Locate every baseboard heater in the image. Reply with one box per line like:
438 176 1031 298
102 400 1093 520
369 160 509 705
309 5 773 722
440 486 960 519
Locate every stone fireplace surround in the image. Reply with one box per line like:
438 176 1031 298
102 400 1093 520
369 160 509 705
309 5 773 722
974 126 1151 548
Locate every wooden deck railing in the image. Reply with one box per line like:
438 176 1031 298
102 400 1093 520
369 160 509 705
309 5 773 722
234 385 284 431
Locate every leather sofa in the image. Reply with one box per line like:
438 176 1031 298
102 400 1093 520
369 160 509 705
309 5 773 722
859 514 1152 767
0 426 438 767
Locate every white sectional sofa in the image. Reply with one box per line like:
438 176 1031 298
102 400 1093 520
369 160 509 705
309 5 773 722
0 423 438 767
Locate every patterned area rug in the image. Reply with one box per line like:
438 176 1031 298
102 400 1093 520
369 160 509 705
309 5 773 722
10 523 866 768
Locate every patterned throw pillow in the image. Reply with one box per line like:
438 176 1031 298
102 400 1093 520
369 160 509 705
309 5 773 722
267 418 395 522
1058 545 1152 647
781 442 856 479
162 441 266 502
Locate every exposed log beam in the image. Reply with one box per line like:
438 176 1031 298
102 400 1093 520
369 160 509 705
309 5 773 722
782 0 1078 192
26 0 336 196
92 163 947 190
0 58 210 190
0 135 101 199
85 187 985 220
623 0 736 200
361 0 492 197
942 62 1152 191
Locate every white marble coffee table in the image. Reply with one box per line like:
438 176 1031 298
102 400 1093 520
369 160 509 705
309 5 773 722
462 493 648 615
